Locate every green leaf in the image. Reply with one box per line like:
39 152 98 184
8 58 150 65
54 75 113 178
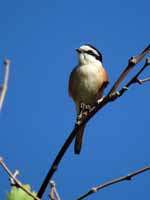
6 185 36 200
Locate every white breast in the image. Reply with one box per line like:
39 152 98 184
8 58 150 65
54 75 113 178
71 63 104 106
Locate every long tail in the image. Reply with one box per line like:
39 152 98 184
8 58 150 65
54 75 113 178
74 125 85 154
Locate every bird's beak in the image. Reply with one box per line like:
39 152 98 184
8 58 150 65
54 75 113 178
76 48 81 53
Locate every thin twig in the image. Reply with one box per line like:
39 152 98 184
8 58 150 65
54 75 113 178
37 45 150 199
9 170 20 186
76 166 150 200
110 58 150 99
108 45 150 94
0 59 10 111
136 77 150 84
49 180 60 200
0 157 40 200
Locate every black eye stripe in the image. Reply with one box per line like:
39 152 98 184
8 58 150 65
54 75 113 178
87 50 94 55
84 44 103 62
85 50 102 62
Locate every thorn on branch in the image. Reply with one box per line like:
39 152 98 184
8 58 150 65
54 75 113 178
128 56 136 65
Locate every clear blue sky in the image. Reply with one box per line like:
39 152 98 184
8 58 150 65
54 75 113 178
0 1 150 200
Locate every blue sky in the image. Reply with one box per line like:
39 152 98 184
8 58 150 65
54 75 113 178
0 0 150 200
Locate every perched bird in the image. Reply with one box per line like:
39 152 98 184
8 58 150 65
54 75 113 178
69 44 109 154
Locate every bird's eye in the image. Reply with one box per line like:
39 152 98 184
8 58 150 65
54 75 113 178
87 50 94 55
86 50 102 61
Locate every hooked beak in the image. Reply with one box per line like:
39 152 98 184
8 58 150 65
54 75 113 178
76 48 81 53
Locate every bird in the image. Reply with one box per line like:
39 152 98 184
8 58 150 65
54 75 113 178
68 44 109 154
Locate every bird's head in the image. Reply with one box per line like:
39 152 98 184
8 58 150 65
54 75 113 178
76 44 103 65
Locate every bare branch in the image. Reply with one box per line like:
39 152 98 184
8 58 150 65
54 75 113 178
0 157 40 200
49 180 60 200
108 44 150 95
37 45 150 199
109 58 150 99
0 59 10 111
76 166 150 200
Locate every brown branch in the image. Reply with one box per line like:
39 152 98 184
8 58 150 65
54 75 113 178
0 157 40 200
49 180 60 200
109 58 150 99
0 59 10 110
108 45 150 94
37 45 150 199
76 166 150 200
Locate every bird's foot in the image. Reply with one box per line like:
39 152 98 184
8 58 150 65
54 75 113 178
80 103 91 113
75 103 91 126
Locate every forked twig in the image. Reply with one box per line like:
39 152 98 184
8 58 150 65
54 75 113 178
37 45 150 199
0 157 40 200
49 180 60 200
108 45 150 94
0 59 10 111
109 58 150 99
76 166 150 200
9 170 20 186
